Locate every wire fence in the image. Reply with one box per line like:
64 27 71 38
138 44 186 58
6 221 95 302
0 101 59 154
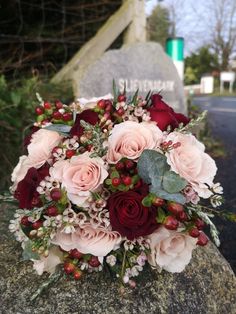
0 0 122 79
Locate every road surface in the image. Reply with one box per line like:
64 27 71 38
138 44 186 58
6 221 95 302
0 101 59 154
193 96 236 273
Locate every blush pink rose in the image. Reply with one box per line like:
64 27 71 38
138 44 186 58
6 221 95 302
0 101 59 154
32 246 63 275
52 224 121 257
50 152 108 205
27 129 62 168
165 132 217 198
106 121 163 163
147 227 197 273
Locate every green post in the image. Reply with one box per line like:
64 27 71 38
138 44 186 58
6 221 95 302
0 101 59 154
166 37 184 80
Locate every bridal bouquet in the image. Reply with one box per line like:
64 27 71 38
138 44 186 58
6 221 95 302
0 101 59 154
9 88 226 288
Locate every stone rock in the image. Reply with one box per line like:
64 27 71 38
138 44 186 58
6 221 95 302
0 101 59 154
0 204 236 314
73 42 186 114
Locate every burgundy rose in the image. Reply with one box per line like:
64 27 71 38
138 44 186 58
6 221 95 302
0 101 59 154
14 164 49 209
70 109 99 137
148 94 190 131
107 191 158 240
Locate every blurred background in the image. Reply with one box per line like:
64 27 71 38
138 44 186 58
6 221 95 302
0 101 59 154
0 0 235 271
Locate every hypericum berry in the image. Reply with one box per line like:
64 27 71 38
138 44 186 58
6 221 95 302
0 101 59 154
167 202 184 216
62 112 73 121
117 107 125 116
124 160 135 170
97 99 106 109
178 211 188 222
122 176 132 186
52 111 63 120
66 149 76 158
195 218 205 230
197 232 208 246
164 216 179 230
50 188 62 201
189 227 200 238
117 94 126 102
64 262 76 274
73 270 82 280
20 216 31 226
69 249 83 260
55 100 63 109
112 177 121 187
43 102 51 109
45 205 59 217
115 161 125 171
35 106 44 115
88 256 100 268
105 101 113 112
32 220 43 230
152 197 165 207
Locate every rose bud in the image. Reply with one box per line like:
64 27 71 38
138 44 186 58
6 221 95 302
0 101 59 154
50 188 62 201
152 197 165 207
178 211 188 222
88 256 100 268
69 249 83 260
167 202 184 216
164 216 179 230
195 218 205 230
189 227 200 238
197 232 209 246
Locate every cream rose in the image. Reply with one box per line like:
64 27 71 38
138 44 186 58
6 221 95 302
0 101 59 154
148 227 197 273
165 132 217 198
77 94 113 110
27 129 62 168
50 152 108 205
106 121 163 163
32 246 63 275
52 224 121 257
11 155 32 190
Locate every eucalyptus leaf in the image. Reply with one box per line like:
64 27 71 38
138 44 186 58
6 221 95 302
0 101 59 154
137 149 168 186
44 124 71 136
150 187 186 204
138 149 186 204
162 171 187 193
22 241 40 261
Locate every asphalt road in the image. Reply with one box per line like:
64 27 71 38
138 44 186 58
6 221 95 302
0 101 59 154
193 96 236 272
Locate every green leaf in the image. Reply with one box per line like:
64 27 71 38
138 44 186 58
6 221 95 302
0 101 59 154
117 184 129 192
10 91 21 105
22 241 40 261
44 124 71 136
132 174 140 185
156 207 166 223
142 194 155 207
105 179 112 185
112 79 118 103
130 89 139 105
162 171 187 193
150 188 186 204
110 171 120 179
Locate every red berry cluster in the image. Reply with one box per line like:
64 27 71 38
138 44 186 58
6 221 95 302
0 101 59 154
35 100 73 126
152 199 208 246
95 94 127 122
63 250 101 280
106 159 139 192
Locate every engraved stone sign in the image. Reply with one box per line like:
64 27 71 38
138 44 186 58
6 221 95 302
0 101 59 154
73 42 186 113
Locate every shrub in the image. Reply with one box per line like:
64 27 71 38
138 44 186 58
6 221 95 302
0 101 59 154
0 75 73 191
